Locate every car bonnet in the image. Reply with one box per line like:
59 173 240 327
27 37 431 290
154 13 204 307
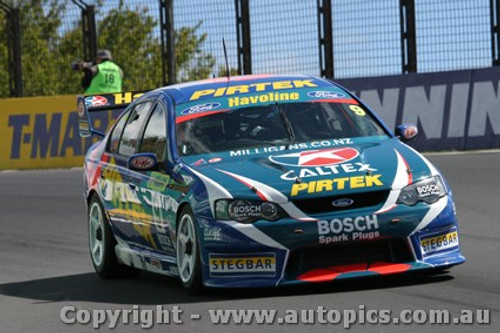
182 138 437 202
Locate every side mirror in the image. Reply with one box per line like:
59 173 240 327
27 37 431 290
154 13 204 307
395 123 418 142
77 96 91 137
128 153 158 171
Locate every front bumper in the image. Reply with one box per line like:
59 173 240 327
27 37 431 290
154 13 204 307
198 196 465 288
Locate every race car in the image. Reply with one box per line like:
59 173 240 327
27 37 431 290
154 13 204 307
78 74 465 293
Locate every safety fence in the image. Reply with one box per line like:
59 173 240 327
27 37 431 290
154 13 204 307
0 0 498 98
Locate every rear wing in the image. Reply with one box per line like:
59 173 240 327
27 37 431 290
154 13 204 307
78 90 149 138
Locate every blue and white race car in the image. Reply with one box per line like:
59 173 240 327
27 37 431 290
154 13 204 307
78 74 465 293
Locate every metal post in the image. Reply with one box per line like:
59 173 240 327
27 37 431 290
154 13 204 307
160 0 176 85
84 5 97 61
72 1 97 62
235 0 242 75
491 0 500 65
166 0 176 84
317 0 334 78
159 0 167 84
400 0 417 73
0 2 23 97
235 0 251 75
10 8 23 96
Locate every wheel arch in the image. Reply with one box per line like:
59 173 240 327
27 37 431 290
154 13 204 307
86 189 98 207
86 190 112 223
175 202 192 231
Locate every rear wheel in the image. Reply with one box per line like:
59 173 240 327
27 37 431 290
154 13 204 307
88 194 137 278
176 206 203 293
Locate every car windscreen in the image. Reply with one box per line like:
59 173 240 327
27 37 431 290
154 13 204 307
175 100 388 157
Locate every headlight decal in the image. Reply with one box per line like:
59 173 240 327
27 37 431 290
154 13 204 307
215 199 287 223
217 169 316 222
397 176 446 206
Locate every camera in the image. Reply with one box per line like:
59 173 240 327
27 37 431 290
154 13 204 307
71 60 93 71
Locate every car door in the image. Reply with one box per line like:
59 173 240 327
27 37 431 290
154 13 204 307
100 100 155 247
126 100 178 257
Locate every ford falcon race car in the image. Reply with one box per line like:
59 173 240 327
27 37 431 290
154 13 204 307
78 74 465 293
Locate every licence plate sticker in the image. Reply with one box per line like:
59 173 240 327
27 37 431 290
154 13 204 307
419 229 459 257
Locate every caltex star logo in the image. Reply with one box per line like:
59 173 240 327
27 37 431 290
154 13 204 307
85 95 108 107
269 148 359 167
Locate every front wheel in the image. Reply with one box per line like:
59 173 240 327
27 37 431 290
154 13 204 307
176 206 203 293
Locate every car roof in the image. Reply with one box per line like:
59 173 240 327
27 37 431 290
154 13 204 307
155 74 336 104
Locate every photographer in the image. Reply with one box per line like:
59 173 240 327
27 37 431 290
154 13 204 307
74 49 123 94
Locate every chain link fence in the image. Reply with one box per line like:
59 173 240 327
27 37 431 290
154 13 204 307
0 0 498 98
251 0 318 75
332 0 401 79
415 0 491 73
174 0 237 80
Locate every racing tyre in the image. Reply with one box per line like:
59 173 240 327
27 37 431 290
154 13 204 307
88 194 138 278
176 206 203 294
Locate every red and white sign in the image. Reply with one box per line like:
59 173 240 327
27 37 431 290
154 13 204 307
85 95 108 107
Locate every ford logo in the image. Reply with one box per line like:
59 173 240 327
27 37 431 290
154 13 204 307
332 198 354 208
180 103 221 115
307 91 345 99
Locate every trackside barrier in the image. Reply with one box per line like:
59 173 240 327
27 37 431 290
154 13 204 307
1 67 499 170
337 67 500 151
0 93 139 170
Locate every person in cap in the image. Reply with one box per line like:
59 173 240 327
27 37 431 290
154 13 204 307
80 49 124 94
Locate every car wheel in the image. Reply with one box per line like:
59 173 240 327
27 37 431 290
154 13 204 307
176 206 203 293
88 194 138 278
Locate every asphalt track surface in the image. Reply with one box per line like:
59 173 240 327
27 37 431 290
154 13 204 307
0 151 499 333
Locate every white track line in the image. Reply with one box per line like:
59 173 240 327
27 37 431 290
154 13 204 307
424 149 500 156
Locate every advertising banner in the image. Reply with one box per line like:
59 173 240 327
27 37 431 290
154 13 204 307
0 94 124 170
337 67 500 151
